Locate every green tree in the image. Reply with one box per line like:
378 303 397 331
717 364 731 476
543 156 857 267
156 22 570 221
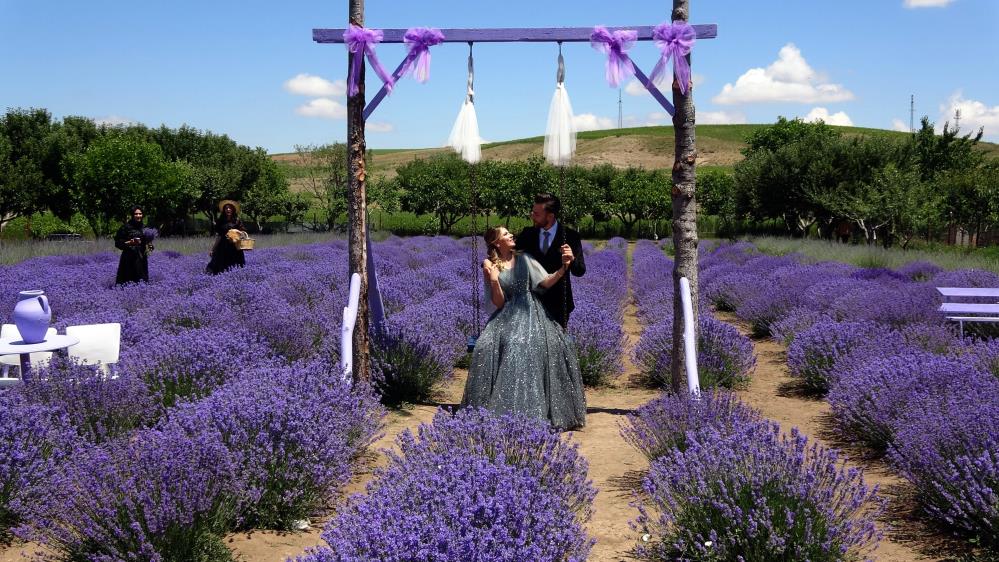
913 116 984 182
603 167 670 237
0 108 59 233
70 135 180 236
734 118 842 236
294 143 349 231
398 154 472 234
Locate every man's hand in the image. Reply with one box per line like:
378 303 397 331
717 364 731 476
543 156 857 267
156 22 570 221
560 244 574 267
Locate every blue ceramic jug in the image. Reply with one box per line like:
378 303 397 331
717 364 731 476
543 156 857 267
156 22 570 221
12 290 50 344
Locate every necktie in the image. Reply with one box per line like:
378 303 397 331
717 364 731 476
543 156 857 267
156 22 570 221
541 230 550 253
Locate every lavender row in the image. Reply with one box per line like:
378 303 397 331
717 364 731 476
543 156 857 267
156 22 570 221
704 242 999 548
6 361 382 559
294 408 596 562
630 240 756 389
569 238 628 386
622 391 881 560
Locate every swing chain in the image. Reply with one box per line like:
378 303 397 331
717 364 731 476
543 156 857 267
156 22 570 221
559 165 570 332
470 166 481 339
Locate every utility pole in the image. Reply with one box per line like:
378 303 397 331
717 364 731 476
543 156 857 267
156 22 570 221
617 87 623 129
954 108 961 131
910 94 915 133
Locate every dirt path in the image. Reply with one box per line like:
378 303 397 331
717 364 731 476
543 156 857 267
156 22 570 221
715 310 959 562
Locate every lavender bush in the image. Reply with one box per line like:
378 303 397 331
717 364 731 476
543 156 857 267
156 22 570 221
829 352 991 453
20 424 238 561
890 391 999 548
165 362 383 530
570 241 627 386
0 392 79 542
636 422 881 561
621 390 759 461
786 320 895 394
633 315 755 390
18 357 157 443
294 408 595 562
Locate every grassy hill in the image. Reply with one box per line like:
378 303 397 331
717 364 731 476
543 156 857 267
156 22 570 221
273 124 999 184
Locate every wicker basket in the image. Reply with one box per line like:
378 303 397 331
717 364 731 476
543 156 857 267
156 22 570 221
236 230 255 251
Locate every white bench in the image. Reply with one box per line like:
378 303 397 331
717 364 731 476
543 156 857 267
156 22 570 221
937 287 999 336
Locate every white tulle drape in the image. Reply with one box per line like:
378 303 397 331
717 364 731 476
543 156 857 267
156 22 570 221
544 83 576 166
544 50 576 166
448 46 481 164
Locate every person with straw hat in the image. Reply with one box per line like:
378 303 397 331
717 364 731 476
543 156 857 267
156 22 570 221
206 200 247 274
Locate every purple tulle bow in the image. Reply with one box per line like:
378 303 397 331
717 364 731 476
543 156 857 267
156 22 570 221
401 27 445 83
589 26 637 88
343 25 394 96
650 21 696 95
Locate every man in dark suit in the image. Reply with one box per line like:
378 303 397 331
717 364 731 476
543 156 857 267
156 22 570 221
515 193 586 329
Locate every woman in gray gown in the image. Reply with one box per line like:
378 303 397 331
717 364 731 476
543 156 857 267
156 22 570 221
461 226 587 430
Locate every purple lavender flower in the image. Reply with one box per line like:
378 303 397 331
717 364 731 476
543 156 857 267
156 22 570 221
621 389 759 461
18 423 238 560
295 408 595 562
0 391 79 541
635 421 882 561
164 361 383 530
889 389 999 546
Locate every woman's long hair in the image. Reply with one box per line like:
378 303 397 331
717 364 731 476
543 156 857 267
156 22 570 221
483 227 513 271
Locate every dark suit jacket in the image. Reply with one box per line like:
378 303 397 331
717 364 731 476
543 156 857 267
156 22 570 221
515 224 586 327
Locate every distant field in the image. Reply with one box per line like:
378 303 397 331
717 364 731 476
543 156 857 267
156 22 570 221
273 124 999 183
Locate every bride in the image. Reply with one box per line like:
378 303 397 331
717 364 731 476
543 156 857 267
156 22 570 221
460 226 586 430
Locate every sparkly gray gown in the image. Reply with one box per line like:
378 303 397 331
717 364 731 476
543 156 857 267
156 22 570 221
462 253 587 430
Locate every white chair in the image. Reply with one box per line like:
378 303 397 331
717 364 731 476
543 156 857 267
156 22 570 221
1 324 58 377
66 323 121 375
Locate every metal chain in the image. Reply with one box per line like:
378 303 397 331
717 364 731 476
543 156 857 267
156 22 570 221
470 157 482 339
559 164 569 332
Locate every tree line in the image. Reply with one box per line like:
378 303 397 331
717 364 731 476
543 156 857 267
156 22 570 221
703 116 999 247
0 108 308 237
5 107 996 246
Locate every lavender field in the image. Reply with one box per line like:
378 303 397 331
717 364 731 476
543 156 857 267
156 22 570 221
0 235 996 560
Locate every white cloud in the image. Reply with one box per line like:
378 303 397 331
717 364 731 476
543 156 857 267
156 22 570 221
802 107 853 126
938 92 999 139
366 122 394 133
625 80 647 96
624 74 705 97
284 74 346 97
94 115 138 127
891 118 910 132
904 0 955 7
573 113 615 131
713 44 854 105
699 110 748 125
295 98 347 119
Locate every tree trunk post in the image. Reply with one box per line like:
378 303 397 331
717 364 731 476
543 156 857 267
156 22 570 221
347 0 371 383
670 0 699 394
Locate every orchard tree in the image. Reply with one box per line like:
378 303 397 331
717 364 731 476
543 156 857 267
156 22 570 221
603 167 670 237
398 154 472 234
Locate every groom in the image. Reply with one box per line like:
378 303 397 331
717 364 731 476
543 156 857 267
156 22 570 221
516 193 586 329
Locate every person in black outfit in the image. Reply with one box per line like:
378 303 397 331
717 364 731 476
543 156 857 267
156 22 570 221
206 200 246 275
514 193 586 329
113 206 153 285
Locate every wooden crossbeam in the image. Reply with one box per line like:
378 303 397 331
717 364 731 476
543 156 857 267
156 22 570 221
317 24 718 119
314 25 717 44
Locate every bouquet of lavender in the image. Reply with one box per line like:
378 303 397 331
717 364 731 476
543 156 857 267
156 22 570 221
142 227 158 252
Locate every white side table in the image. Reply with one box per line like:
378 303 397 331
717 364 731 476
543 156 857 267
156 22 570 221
0 335 80 381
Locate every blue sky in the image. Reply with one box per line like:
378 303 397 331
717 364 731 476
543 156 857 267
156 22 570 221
2 0 997 153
